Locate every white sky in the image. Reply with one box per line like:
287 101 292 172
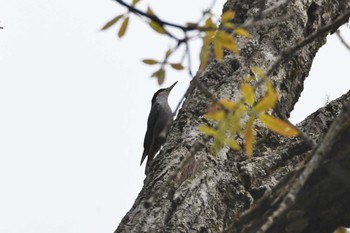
0 1 349 232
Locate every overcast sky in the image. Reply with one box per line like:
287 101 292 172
0 1 349 232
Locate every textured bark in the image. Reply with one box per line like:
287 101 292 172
115 0 350 232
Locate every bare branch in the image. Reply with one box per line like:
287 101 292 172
336 30 350 50
267 9 350 76
114 0 197 32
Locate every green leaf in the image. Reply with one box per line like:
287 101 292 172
142 59 158 65
101 15 123 30
118 17 129 38
170 63 184 70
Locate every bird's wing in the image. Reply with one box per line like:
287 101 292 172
140 103 160 165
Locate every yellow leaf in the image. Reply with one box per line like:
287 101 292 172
158 69 165 84
241 83 255 106
146 7 155 16
146 7 168 34
244 117 255 157
205 17 216 30
214 40 224 61
212 138 224 155
205 111 225 120
170 63 184 70
199 125 217 136
217 32 238 54
223 41 238 54
118 17 129 38
218 99 237 110
215 126 226 143
151 68 165 85
244 75 255 82
226 139 241 150
199 43 210 71
217 31 234 44
221 10 235 22
131 0 140 6
149 21 167 34
101 15 123 30
203 32 214 45
142 59 158 65
234 28 250 38
223 22 235 30
251 66 266 79
253 83 278 113
259 114 300 137
333 227 347 233
165 49 173 59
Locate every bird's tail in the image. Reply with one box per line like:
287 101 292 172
144 153 155 175
140 150 147 166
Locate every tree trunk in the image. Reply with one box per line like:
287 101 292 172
116 0 350 232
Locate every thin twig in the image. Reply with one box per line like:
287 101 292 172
336 30 350 50
114 0 196 32
267 8 350 76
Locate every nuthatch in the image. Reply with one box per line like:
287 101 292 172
141 81 177 175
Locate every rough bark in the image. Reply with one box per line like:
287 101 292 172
231 92 350 233
115 0 350 232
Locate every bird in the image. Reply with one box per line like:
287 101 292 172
141 81 177 175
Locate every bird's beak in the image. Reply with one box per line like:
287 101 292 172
168 81 178 91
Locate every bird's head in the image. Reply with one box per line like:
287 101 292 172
151 81 177 104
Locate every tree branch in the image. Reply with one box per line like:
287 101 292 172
336 30 350 51
267 9 350 76
113 0 196 32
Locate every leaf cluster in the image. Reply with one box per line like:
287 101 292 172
103 2 250 83
200 10 249 71
200 67 299 157
142 49 184 85
101 0 141 37
103 1 301 158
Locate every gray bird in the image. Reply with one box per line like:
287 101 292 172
141 81 177 175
